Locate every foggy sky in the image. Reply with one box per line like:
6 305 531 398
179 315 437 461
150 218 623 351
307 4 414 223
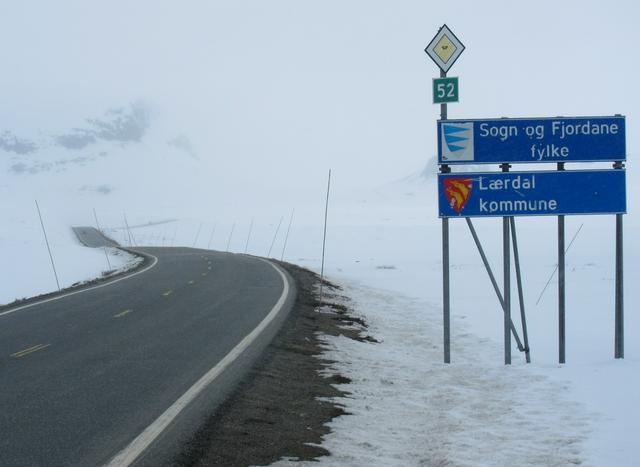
1 0 638 191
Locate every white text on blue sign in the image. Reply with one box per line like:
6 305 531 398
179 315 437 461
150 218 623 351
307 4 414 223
438 116 625 164
438 170 626 218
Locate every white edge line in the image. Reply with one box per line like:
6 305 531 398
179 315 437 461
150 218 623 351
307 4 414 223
104 258 291 467
0 250 159 318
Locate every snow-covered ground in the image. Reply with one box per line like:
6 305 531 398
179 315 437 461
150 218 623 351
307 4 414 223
263 173 637 467
311 285 591 466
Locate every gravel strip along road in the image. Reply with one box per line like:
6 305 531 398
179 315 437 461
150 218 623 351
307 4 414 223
172 262 372 467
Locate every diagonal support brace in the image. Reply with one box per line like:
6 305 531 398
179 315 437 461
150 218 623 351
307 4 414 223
465 217 525 353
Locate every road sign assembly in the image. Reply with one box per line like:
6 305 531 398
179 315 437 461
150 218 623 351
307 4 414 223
425 23 626 366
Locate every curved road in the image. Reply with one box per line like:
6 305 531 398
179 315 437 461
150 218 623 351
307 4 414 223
0 239 295 466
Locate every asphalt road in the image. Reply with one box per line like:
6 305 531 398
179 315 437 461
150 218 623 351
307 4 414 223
72 226 121 248
0 239 295 466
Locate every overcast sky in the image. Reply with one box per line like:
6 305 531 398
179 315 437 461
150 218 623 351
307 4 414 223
1 0 638 193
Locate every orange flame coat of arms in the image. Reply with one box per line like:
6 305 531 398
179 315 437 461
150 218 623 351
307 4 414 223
444 178 473 213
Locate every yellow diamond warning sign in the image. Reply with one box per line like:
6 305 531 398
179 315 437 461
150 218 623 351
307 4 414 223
425 24 465 73
433 35 457 63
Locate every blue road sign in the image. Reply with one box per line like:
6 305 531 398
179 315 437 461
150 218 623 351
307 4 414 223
438 170 626 218
438 116 626 164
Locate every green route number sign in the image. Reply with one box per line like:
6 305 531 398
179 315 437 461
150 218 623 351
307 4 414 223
433 77 459 104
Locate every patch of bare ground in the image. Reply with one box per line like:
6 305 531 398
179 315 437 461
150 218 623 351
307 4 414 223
171 262 372 466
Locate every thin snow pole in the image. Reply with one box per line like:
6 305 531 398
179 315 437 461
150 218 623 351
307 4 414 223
207 222 217 250
123 214 135 246
93 208 112 270
192 222 203 248
535 223 583 306
35 200 61 292
244 218 254 254
319 169 332 304
226 222 236 252
93 208 102 233
267 217 283 258
281 208 295 261
171 225 178 246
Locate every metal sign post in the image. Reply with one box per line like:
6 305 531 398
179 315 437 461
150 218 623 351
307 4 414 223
440 69 451 364
558 163 566 364
426 24 465 364
501 163 512 365
614 161 625 358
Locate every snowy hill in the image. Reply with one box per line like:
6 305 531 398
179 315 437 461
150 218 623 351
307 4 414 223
0 102 209 303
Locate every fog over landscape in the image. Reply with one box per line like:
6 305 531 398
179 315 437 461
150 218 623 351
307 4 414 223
2 1 638 198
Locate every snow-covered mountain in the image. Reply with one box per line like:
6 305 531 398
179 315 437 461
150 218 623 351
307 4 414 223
0 102 208 302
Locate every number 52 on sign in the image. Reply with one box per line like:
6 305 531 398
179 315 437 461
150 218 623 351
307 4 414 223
433 77 459 104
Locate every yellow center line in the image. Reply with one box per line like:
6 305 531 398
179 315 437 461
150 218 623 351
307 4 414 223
163 290 173 296
11 343 51 358
114 309 133 318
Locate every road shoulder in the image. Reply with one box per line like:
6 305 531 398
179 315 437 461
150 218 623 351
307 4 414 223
172 262 369 466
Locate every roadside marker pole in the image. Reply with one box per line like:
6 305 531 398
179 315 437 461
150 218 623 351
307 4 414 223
535 223 583 306
207 222 217 250
123 214 135 247
171 226 178 246
226 222 235 252
192 222 203 248
319 169 332 305
267 217 283 258
93 208 112 270
244 218 254 254
35 200 61 292
280 208 295 261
